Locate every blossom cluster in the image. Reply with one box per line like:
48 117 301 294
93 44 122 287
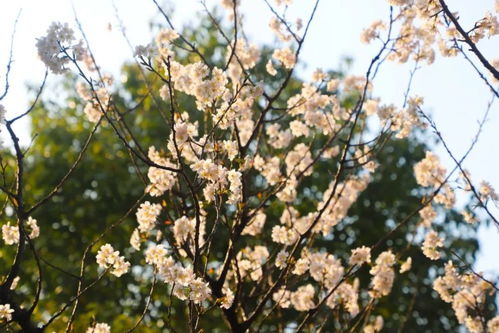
365 0 499 65
144 244 211 304
86 323 111 333
96 244 130 277
433 261 499 333
76 81 111 123
369 251 396 298
2 217 40 245
22 0 498 330
36 22 87 74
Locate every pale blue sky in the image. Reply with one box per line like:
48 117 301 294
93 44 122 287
0 0 497 274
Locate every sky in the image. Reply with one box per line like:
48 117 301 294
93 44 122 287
0 0 497 274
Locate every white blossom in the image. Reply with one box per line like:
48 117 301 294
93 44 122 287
136 201 162 233
86 323 111 333
422 230 444 260
275 250 288 269
369 251 396 298
349 246 371 266
2 222 19 245
36 22 84 74
96 244 130 277
0 304 14 322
